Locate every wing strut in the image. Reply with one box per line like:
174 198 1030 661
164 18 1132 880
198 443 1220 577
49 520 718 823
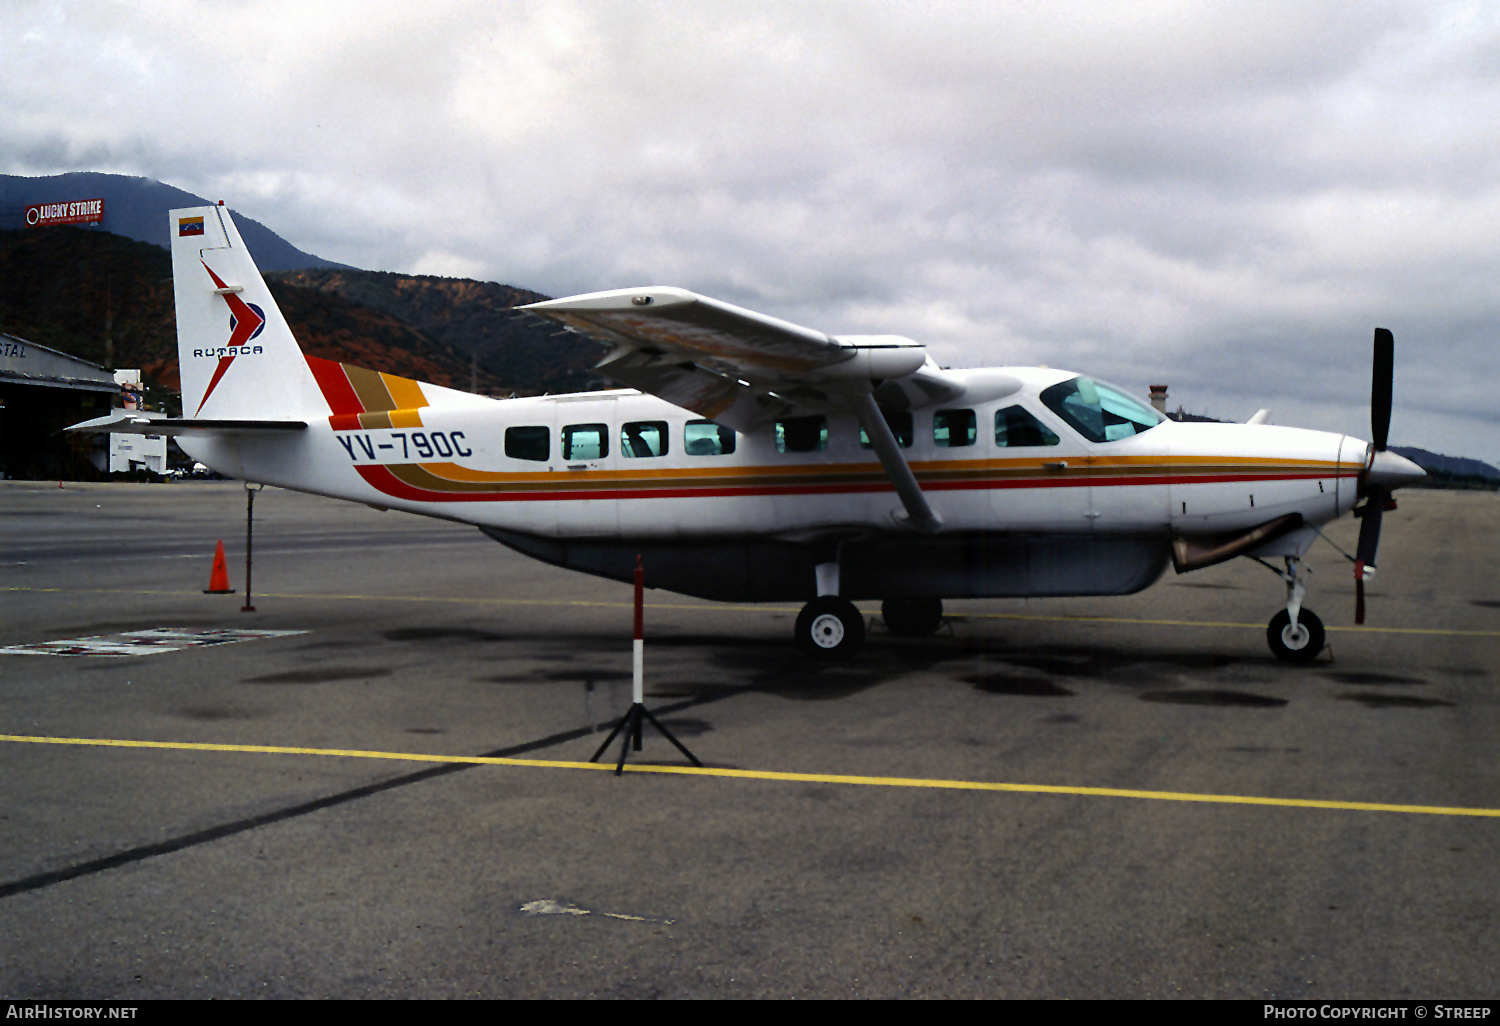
853 392 942 534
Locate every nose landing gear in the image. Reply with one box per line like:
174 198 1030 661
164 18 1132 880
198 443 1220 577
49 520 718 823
1264 555 1325 663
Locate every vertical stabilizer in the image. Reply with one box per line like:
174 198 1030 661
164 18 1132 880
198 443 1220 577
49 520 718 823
171 205 325 419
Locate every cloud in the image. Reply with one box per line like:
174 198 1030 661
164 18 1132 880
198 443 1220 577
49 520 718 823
3 0 1498 461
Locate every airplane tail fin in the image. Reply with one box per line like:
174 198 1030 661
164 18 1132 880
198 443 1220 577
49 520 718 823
171 204 326 420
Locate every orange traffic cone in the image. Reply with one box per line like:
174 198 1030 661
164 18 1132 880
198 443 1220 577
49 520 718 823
204 539 236 594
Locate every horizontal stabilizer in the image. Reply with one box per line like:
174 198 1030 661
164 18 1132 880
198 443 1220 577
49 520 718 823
66 412 307 436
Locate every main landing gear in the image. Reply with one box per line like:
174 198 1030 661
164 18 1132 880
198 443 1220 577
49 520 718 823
1263 555 1325 664
794 553 947 658
792 597 946 657
795 596 866 659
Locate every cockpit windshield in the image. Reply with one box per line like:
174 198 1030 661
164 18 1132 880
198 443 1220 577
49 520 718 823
1039 376 1165 443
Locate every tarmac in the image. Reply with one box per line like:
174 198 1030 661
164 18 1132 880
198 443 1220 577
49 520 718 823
1 480 1497 998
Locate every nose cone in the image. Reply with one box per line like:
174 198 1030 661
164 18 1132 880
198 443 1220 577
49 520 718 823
1366 448 1426 489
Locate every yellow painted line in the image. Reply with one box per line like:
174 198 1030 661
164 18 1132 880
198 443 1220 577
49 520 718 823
3 734 1499 819
965 611 1500 637
3 586 1498 637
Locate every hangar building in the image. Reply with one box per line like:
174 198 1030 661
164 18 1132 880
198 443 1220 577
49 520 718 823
0 332 118 480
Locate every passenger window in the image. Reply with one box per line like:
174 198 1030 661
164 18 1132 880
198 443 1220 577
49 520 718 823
858 409 914 449
562 423 608 460
621 421 668 458
775 415 828 453
994 405 1060 448
684 419 736 456
504 425 549 462
933 409 976 447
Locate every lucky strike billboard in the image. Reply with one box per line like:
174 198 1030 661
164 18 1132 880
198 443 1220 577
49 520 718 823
25 198 105 227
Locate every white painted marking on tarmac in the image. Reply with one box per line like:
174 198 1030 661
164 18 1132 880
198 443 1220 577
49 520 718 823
519 899 675 924
0 628 307 658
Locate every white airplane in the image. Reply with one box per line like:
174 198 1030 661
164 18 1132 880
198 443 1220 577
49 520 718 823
73 204 1425 662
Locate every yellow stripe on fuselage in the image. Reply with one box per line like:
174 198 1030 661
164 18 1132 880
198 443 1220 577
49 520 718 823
380 373 428 412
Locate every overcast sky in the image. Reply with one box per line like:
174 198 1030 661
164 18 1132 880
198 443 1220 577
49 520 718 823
4 1 1499 462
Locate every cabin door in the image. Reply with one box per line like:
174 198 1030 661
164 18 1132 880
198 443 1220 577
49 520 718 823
553 396 619 538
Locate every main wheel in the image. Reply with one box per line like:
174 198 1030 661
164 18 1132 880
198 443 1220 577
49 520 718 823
1267 608 1325 664
881 597 944 637
795 597 866 659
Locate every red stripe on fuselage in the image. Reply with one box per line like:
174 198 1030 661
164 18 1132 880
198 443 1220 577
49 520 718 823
353 465 1354 504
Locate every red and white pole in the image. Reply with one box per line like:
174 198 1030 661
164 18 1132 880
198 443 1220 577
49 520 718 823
632 554 645 705
589 551 701 771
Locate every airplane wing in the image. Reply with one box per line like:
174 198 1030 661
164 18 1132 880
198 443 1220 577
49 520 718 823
522 287 963 433
524 286 959 531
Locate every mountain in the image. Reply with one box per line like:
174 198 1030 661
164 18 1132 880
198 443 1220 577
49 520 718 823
1390 447 1500 488
0 172 350 271
0 227 591 400
266 269 602 395
0 226 175 379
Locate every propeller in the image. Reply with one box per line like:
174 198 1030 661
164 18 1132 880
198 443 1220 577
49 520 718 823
1353 328 1395 624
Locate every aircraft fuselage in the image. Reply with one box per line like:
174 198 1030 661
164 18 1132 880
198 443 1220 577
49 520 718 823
177 366 1363 602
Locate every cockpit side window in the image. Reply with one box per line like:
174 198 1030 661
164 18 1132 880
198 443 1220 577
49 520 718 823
994 405 1060 448
1039 376 1164 443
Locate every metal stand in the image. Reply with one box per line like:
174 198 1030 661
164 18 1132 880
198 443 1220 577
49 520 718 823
241 483 262 613
589 555 702 776
591 701 702 777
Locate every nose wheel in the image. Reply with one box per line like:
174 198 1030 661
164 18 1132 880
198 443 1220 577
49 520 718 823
796 597 866 659
1267 607 1325 663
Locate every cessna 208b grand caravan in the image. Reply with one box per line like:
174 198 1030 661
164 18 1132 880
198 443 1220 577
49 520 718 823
74 204 1425 662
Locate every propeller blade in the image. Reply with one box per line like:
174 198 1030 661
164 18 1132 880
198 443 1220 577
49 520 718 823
1353 488 1385 624
1371 327 1393 451
1354 492 1384 568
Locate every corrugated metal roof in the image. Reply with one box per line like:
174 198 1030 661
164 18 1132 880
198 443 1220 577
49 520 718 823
0 333 119 392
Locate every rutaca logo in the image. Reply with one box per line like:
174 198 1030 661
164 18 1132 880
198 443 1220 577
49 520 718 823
194 262 269 415
230 304 267 343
